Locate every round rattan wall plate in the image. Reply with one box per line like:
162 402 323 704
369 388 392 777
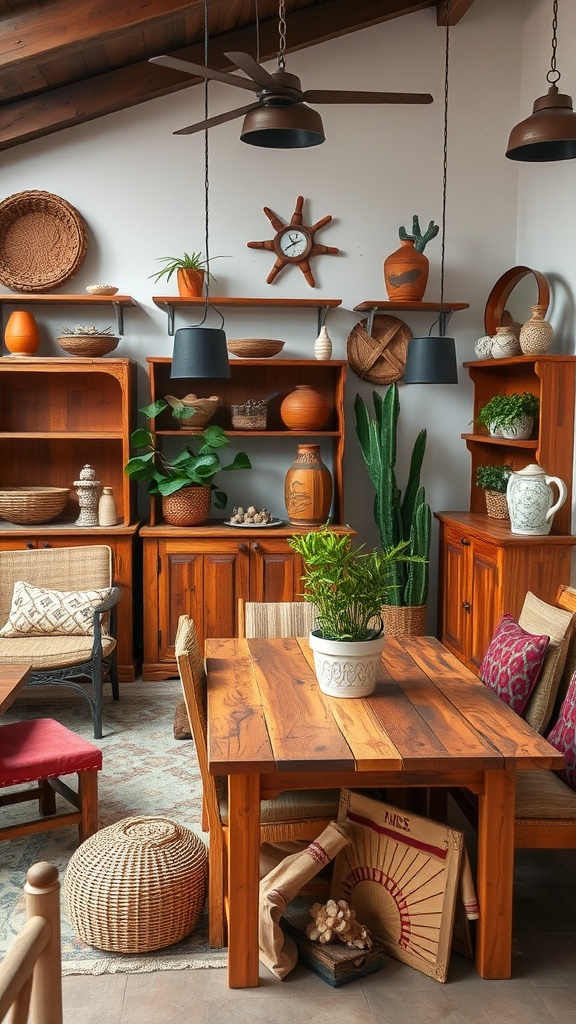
0 190 88 292
347 314 411 384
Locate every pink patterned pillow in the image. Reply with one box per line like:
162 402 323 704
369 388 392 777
547 670 576 790
480 613 549 715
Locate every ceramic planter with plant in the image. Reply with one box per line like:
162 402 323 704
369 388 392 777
148 251 225 297
354 383 431 636
475 392 540 439
383 215 439 301
124 400 250 526
475 464 512 519
287 527 424 698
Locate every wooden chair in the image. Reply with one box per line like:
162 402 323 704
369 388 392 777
0 546 121 738
237 599 318 639
0 863 62 1024
175 614 339 948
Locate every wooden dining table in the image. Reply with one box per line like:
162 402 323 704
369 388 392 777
0 665 31 715
205 634 565 989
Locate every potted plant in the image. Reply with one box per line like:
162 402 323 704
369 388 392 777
287 526 423 698
148 251 225 297
124 400 251 526
354 383 431 637
475 463 512 519
475 392 540 439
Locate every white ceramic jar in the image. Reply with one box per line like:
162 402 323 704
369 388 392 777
506 464 567 536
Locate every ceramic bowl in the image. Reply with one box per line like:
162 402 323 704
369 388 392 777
86 285 119 296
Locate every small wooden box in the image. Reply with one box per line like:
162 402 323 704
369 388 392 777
282 912 386 987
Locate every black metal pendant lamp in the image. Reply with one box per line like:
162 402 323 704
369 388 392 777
506 1 576 162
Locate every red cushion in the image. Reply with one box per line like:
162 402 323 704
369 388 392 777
547 670 576 790
0 718 102 787
480 613 549 715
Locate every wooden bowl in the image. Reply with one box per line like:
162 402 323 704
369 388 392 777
56 334 119 357
227 338 284 358
0 486 70 524
173 394 219 431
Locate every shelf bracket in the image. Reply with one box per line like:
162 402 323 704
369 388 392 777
439 309 454 335
161 303 175 336
111 302 125 336
366 307 377 335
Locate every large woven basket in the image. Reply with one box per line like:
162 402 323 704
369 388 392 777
381 603 427 638
0 486 70 525
0 190 88 292
55 334 119 357
64 817 208 953
347 315 411 384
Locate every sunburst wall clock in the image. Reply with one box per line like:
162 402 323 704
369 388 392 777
247 195 339 287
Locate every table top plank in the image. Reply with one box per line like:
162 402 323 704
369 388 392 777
206 639 275 773
0 665 31 715
247 638 354 771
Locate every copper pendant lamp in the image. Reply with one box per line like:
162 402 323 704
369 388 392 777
506 0 576 162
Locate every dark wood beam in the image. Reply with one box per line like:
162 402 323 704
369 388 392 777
436 0 476 26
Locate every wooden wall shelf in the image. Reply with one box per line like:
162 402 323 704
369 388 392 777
353 300 469 335
0 294 137 334
152 296 342 335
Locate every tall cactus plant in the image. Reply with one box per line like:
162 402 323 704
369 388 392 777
354 383 431 607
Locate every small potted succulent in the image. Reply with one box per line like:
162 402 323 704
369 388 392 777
148 251 225 297
475 464 512 519
384 214 439 301
287 526 424 698
475 392 540 439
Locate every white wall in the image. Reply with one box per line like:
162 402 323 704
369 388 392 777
1 0 554 630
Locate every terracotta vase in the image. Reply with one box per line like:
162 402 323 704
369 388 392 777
519 305 554 355
162 485 211 526
177 269 205 297
284 444 333 526
280 385 331 430
383 238 429 301
4 310 40 356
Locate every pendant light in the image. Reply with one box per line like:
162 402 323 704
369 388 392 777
403 2 458 385
171 0 230 380
506 1 576 162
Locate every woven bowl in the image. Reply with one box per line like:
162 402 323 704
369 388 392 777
227 338 284 358
56 334 119 357
0 486 70 524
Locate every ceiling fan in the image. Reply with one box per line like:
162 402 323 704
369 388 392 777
150 3 433 148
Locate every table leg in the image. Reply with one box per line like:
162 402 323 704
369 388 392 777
227 773 261 988
475 768 515 978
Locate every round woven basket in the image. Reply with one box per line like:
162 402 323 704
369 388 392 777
227 338 284 358
347 315 411 384
55 334 119 357
484 489 509 519
0 486 70 525
64 817 208 953
162 485 211 526
381 603 427 638
0 191 88 293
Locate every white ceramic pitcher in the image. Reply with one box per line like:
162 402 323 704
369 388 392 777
506 464 567 536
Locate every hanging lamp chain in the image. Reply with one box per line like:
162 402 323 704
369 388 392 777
278 0 287 70
547 0 561 85
439 0 450 318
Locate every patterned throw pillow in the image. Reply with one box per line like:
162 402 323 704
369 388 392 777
480 613 550 715
0 580 112 637
547 670 576 790
519 592 575 734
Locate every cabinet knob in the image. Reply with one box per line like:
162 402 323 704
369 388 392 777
26 541 34 549
238 543 248 552
462 601 471 612
252 541 261 552
42 543 51 549
460 538 471 546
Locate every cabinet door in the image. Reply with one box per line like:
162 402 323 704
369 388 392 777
469 539 501 672
248 537 304 602
439 525 471 663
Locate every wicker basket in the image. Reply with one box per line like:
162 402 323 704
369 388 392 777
0 190 88 292
55 334 119 357
64 817 208 953
0 486 70 525
347 315 411 384
227 338 284 358
162 485 211 526
381 603 427 638
484 489 509 519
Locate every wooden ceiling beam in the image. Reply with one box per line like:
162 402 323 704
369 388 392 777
436 0 476 26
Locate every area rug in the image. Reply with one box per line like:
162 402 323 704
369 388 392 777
0 680 227 975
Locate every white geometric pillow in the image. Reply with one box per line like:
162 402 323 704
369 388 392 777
0 580 112 637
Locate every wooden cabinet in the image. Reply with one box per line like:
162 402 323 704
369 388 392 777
436 355 576 673
0 357 140 680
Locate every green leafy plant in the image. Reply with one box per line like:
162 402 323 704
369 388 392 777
398 215 439 253
354 383 431 608
124 399 250 507
148 251 225 284
287 526 422 641
475 464 513 493
475 392 540 432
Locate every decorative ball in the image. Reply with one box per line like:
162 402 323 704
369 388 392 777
474 335 493 359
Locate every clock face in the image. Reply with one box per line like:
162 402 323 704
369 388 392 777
277 228 311 260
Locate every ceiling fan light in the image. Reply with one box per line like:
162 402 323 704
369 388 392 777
506 85 576 161
240 103 325 148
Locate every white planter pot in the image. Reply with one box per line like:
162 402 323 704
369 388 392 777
500 415 533 440
308 630 386 698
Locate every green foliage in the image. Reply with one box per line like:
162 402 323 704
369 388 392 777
398 215 439 253
148 251 225 284
287 527 423 641
354 383 431 608
475 464 513 493
124 400 250 507
475 392 540 431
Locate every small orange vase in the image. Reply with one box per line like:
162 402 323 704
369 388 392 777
4 310 40 356
280 385 331 430
383 238 429 301
177 269 205 297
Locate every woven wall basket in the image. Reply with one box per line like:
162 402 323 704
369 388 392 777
0 190 88 292
347 314 411 384
64 817 208 953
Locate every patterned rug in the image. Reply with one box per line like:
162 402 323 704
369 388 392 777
1 680 227 975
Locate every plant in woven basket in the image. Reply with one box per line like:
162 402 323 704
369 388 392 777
354 383 431 609
124 400 251 508
475 464 513 494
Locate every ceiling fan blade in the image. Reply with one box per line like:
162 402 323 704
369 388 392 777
173 102 260 136
224 51 282 92
303 89 433 105
150 54 260 94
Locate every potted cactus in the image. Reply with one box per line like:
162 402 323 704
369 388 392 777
354 383 431 636
384 214 439 301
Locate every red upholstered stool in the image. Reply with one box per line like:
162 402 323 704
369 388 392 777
0 718 102 843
